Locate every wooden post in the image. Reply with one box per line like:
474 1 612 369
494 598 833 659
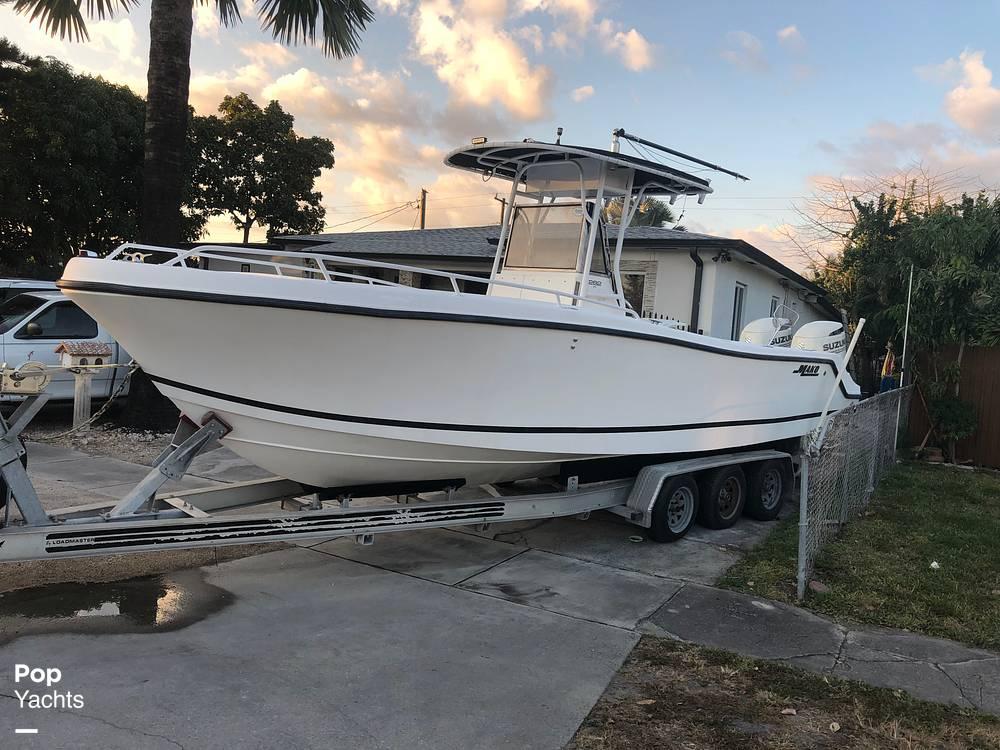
419 188 427 229
72 371 94 429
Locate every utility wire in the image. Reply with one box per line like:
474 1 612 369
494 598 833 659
349 203 416 232
322 202 413 230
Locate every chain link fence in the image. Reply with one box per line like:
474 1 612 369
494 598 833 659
796 386 914 599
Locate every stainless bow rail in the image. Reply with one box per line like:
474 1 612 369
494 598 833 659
104 243 640 319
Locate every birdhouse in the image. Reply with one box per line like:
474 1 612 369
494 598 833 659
54 341 112 369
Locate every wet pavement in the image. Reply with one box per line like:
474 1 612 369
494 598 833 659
0 569 232 644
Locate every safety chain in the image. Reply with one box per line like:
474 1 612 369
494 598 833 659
29 361 138 442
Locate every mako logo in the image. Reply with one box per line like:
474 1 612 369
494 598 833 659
792 364 821 377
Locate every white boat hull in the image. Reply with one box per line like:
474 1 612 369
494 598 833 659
59 259 859 488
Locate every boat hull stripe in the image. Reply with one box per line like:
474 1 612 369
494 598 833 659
148 373 823 434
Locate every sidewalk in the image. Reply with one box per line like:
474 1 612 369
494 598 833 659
13 441 1000 721
643 584 1000 714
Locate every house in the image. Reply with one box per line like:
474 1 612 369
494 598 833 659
210 225 839 340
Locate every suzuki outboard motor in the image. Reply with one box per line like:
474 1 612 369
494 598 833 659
791 320 847 356
740 317 792 347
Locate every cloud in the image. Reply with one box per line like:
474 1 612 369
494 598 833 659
413 0 552 121
0 10 146 92
729 224 807 272
596 20 654 71
89 19 141 62
239 42 298 67
260 63 426 130
189 64 272 114
430 100 513 143
549 28 572 52
722 31 768 72
941 50 1000 141
515 24 545 54
915 57 961 84
776 25 805 53
571 84 594 102
375 0 412 11
517 0 596 26
193 5 219 42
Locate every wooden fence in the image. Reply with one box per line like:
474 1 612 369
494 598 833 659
907 345 1000 468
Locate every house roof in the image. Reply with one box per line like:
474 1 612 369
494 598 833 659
282 226 501 258
275 224 832 313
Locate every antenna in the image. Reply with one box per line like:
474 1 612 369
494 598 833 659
612 128 750 181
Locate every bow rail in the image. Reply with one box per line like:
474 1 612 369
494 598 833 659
102 243 640 318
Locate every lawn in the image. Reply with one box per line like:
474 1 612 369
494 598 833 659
718 462 1000 651
569 637 1000 749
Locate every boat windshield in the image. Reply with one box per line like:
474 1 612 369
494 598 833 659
504 204 585 270
0 294 45 335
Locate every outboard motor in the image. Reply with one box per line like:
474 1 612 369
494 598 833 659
740 317 792 347
791 321 847 356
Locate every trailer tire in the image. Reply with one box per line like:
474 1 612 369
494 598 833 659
649 475 699 542
697 465 746 529
744 459 790 521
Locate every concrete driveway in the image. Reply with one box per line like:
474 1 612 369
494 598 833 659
0 444 779 749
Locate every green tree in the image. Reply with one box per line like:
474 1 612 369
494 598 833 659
604 197 678 228
191 93 334 243
0 40 211 276
815 190 1000 461
6 0 372 247
0 41 146 277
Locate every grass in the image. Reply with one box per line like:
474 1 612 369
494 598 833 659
568 637 1000 749
719 462 1000 651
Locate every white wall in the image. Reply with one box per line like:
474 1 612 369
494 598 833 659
700 256 830 340
618 246 833 340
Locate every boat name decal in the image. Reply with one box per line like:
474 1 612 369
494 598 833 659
792 364 821 377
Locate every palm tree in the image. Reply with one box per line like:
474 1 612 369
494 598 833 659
604 196 680 228
8 0 373 245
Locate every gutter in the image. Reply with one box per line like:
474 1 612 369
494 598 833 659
689 250 703 333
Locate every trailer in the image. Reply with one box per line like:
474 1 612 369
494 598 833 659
0 390 794 563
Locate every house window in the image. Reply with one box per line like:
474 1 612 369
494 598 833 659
622 273 646 314
731 283 747 340
770 296 780 316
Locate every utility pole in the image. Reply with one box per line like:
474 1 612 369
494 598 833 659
494 193 506 224
419 188 427 230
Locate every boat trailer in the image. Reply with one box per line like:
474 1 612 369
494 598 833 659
0 393 792 563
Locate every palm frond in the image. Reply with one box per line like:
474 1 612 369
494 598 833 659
9 0 136 41
11 0 88 40
82 0 138 21
210 0 242 27
258 0 373 58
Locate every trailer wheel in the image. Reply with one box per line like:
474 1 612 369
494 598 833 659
744 459 790 521
697 465 746 529
649 475 699 542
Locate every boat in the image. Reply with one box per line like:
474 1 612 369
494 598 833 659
57 132 861 491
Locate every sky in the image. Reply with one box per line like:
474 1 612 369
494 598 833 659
6 0 1000 270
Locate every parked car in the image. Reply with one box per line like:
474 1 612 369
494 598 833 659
0 291 130 402
0 278 58 303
